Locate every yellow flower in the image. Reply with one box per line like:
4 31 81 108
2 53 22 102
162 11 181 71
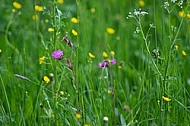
39 56 45 64
48 28 54 32
102 51 108 58
58 0 64 4
0 49 2 53
118 65 122 69
45 19 49 23
162 96 171 102
139 0 145 7
13 2 22 9
110 51 115 56
108 90 112 94
60 91 64 95
182 50 187 56
90 8 96 13
12 9 16 13
174 45 178 50
88 52 95 58
84 124 89 126
32 14 39 21
71 17 78 23
35 5 43 12
179 11 186 17
76 112 82 119
187 13 190 19
43 76 50 83
72 29 78 36
106 28 115 34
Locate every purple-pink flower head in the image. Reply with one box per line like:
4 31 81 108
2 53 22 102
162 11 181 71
52 50 63 60
98 59 116 68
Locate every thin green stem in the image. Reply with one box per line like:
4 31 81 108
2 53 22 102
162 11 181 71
0 74 12 125
138 18 163 80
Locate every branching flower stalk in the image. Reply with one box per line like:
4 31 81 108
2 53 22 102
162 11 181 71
129 11 164 80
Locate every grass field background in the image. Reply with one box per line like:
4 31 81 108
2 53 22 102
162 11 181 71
0 0 190 125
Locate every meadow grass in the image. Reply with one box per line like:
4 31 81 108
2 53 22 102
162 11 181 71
0 0 190 125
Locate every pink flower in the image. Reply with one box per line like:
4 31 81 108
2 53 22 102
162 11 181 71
52 50 63 60
98 59 116 68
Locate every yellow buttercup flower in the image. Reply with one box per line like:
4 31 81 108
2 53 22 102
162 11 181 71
58 0 64 4
76 112 82 119
13 2 22 9
48 28 54 32
174 45 178 50
90 8 96 13
182 50 187 56
43 76 50 83
35 5 43 12
106 28 115 34
39 56 45 64
108 90 112 94
60 91 64 95
32 14 39 21
102 51 108 58
179 11 185 17
71 17 78 23
110 51 115 56
89 52 95 58
139 0 145 7
162 96 171 102
84 124 89 126
187 13 190 19
118 65 122 69
72 29 78 36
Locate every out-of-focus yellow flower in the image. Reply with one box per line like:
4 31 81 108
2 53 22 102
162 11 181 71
187 13 190 19
13 2 22 9
90 8 96 13
0 49 2 53
118 65 122 69
35 5 43 12
45 19 49 23
32 14 39 21
106 28 115 34
48 28 54 32
179 11 186 17
182 50 187 56
12 9 16 13
110 51 115 56
71 17 78 23
39 56 45 64
72 29 78 36
139 0 145 7
89 52 95 58
162 96 171 102
43 76 50 83
60 91 64 95
58 0 64 4
174 45 178 50
108 90 112 94
84 124 89 126
76 112 82 119
102 51 108 58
